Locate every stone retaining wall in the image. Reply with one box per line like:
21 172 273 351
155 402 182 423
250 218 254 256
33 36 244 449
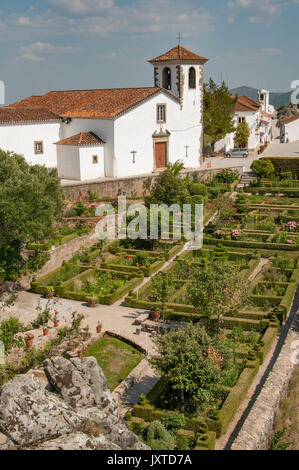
62 166 244 202
35 230 99 279
2 230 99 293
231 310 299 450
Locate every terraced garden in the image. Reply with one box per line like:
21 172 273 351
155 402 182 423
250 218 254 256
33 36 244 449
125 173 299 451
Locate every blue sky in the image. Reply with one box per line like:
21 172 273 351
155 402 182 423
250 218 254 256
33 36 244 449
0 0 298 104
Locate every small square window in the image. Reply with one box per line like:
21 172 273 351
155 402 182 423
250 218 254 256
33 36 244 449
157 104 166 123
34 141 44 155
92 155 98 164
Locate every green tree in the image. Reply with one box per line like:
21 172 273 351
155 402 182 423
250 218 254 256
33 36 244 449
234 120 250 148
187 259 249 332
151 324 236 408
203 79 236 151
146 160 188 207
251 158 275 178
0 150 64 266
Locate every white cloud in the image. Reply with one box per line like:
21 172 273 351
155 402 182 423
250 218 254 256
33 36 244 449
21 53 45 62
19 42 81 61
261 47 282 55
5 1 215 38
228 0 299 22
48 0 114 16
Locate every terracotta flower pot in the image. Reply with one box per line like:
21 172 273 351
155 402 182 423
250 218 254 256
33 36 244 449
150 309 160 322
25 339 33 349
54 321 60 328
43 329 49 336
96 327 102 334
87 298 97 308
19 273 24 279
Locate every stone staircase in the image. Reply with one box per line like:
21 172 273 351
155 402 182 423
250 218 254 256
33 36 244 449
239 171 257 188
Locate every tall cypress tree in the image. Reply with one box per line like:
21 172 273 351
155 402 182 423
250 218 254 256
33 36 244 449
203 78 237 151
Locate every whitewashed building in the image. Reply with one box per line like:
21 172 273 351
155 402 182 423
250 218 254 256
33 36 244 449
0 45 208 181
215 90 274 153
280 115 299 143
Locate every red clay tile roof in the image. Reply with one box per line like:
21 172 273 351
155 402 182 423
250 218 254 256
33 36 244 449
0 107 59 123
55 132 105 146
148 45 208 64
283 114 299 125
235 95 261 112
261 110 273 118
9 87 179 119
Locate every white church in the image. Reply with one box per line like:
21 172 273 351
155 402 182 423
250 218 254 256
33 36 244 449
0 45 208 181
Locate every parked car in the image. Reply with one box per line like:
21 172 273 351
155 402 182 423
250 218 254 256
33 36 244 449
225 148 248 158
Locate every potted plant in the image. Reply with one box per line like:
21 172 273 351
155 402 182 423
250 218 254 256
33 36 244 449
150 307 161 322
24 332 34 349
43 326 49 336
53 311 59 328
96 321 103 334
45 286 55 299
87 296 97 308
82 326 91 342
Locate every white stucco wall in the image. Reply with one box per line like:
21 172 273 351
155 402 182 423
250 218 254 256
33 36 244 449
283 118 299 143
215 109 269 152
79 146 105 180
0 121 61 167
113 65 204 179
61 118 114 177
114 88 202 178
57 145 81 180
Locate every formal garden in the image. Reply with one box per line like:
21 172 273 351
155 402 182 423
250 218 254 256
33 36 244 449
1 151 299 451
121 159 299 451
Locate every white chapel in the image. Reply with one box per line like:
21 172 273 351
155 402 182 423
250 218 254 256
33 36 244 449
0 45 208 181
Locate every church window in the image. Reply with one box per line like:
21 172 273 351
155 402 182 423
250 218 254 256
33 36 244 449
189 67 196 89
157 104 166 123
162 67 172 90
34 141 44 155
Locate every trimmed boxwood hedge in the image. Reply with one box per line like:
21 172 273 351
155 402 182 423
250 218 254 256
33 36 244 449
207 365 259 437
58 268 144 305
257 326 278 364
203 236 299 251
31 264 88 295
26 230 93 251
134 325 275 442
195 431 217 450
103 257 166 278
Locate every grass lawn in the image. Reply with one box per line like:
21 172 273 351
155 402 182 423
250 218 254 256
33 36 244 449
85 336 143 390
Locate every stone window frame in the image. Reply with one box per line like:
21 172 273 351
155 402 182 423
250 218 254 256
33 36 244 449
92 155 99 164
34 141 44 155
156 103 167 124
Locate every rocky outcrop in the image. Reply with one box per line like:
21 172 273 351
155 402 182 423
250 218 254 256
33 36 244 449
0 356 148 451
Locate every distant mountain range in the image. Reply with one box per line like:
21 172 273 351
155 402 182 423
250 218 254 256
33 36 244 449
229 86 292 109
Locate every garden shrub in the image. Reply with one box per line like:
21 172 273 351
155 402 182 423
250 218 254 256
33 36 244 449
251 158 275 178
189 183 207 197
161 411 186 434
146 421 175 450
216 169 239 184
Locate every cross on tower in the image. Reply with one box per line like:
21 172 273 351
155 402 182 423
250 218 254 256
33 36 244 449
176 32 183 46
